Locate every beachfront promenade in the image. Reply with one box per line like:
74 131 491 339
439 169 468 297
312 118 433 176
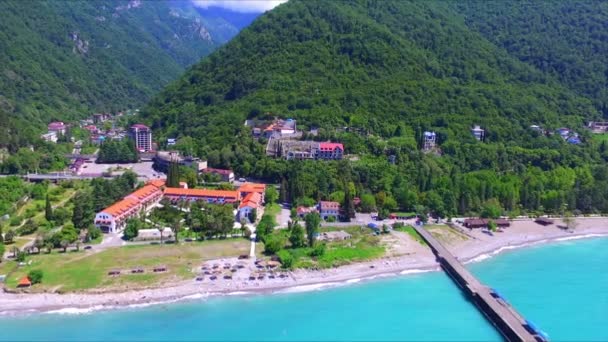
413 225 542 342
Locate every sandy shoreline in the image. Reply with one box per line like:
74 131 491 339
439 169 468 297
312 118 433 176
1 218 607 316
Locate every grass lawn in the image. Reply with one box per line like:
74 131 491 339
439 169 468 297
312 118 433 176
283 226 385 269
393 225 426 245
3 239 253 292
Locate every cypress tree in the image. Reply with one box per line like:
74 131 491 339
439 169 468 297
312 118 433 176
45 194 53 221
167 161 180 188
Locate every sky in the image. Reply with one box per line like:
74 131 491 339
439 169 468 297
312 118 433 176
191 0 288 13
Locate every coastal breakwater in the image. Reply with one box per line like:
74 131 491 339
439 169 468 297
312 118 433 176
413 225 543 342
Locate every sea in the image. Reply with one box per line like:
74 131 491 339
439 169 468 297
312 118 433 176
0 236 606 341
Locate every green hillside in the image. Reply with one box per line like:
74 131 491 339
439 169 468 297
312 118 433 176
141 0 608 217
451 0 608 115
143 0 597 146
0 0 236 149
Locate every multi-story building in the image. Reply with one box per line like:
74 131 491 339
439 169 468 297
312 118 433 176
94 182 164 233
153 151 207 173
318 201 340 220
315 143 344 160
130 124 153 152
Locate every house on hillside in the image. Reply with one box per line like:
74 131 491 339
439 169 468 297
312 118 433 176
48 121 67 135
471 125 485 141
315 142 344 160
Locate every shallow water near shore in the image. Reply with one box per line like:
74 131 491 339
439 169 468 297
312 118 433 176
0 237 607 341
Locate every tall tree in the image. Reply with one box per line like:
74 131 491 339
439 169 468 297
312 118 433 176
166 161 181 188
341 182 355 221
45 194 53 221
304 213 320 247
289 222 306 248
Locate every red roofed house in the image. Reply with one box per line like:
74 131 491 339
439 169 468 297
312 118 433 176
318 201 340 220
315 142 344 160
48 121 67 135
297 206 317 219
238 183 266 203
202 167 234 182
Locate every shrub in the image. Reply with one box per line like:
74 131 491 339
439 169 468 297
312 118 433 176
27 270 43 284
276 250 294 269
16 251 26 262
309 243 326 257
264 235 284 255
87 226 102 241
9 216 22 227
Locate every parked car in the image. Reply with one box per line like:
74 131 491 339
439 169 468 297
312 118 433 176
238 178 246 182
84 246 92 250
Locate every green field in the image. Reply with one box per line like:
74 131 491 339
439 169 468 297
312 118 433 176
2 239 258 292
282 226 385 269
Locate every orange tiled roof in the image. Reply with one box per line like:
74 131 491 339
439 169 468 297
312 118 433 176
147 179 166 188
128 185 161 201
18 276 31 287
164 187 239 200
101 197 140 217
239 192 262 209
238 183 266 194
320 201 340 210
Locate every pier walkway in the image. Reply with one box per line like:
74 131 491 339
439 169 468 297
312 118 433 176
413 225 544 342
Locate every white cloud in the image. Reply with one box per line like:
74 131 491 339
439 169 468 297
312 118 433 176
191 0 288 13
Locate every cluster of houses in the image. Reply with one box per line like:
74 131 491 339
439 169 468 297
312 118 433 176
94 180 266 234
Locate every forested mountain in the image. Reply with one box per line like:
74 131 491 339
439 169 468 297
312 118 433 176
140 0 608 217
451 0 608 115
0 0 243 150
143 0 598 147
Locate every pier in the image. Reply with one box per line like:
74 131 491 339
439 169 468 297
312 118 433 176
413 225 545 342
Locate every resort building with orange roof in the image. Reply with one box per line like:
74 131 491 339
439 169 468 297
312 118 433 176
94 180 165 233
238 192 262 222
94 179 269 233
163 187 240 204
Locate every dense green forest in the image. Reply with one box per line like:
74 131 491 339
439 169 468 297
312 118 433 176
451 0 608 115
0 0 245 151
139 0 608 217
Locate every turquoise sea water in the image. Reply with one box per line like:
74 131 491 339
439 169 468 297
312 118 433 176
0 237 606 341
